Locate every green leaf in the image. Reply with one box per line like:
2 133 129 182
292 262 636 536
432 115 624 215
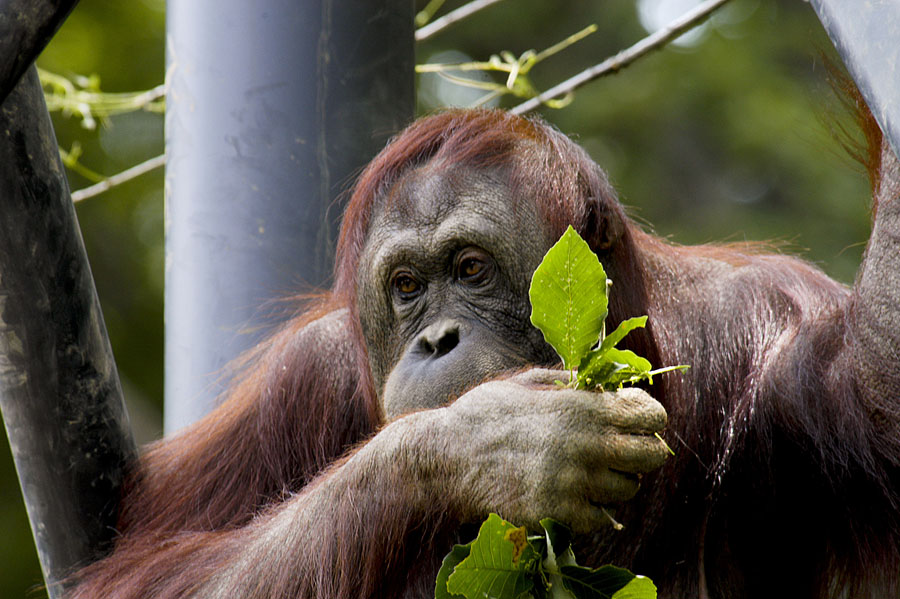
611 576 658 599
435 544 472 599
579 347 653 390
539 518 574 563
447 513 539 599
558 564 644 599
603 348 652 373
540 519 579 599
596 316 647 356
530 226 608 370
575 358 620 390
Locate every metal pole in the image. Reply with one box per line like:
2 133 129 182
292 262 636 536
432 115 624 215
0 67 138 598
164 0 415 432
0 0 80 104
810 0 900 157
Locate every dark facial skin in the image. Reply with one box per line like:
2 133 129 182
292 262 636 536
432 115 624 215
356 162 560 419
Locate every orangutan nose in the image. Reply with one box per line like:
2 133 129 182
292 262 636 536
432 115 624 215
416 319 461 358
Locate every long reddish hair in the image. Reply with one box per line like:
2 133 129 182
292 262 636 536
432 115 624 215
334 108 622 299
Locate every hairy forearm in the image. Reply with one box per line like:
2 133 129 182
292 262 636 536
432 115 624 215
71 374 668 599
67 411 456 599
194 412 456 599
848 144 900 425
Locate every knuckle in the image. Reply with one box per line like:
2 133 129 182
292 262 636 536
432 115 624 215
508 367 567 386
617 386 661 411
616 387 668 431
551 464 583 493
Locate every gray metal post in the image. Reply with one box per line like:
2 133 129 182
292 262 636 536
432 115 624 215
810 0 900 156
0 67 137 598
164 0 415 432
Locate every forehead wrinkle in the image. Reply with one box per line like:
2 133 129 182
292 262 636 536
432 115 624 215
384 161 458 228
390 161 515 222
363 201 509 294
363 163 544 281
366 228 427 278
431 196 506 250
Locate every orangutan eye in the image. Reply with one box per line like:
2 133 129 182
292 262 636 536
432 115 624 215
460 258 483 278
456 249 493 285
391 272 423 301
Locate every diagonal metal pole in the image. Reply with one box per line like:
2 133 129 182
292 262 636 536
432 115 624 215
0 66 137 598
810 0 900 157
0 0 80 104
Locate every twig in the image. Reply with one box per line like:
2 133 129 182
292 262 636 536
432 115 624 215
415 0 448 27
417 24 597 109
511 0 733 114
415 0 506 42
600 506 625 531
39 68 166 130
71 153 166 202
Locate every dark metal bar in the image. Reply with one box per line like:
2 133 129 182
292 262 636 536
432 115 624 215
0 0 80 104
0 67 138 598
810 0 900 156
164 0 415 432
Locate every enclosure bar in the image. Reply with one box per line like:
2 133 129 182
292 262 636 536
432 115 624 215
0 0 80 104
810 0 900 157
0 67 138 598
164 0 415 432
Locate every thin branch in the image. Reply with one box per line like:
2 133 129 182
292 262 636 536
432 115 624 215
60 144 106 183
415 0 506 42
532 24 598 64
127 83 166 108
39 68 165 130
415 0 448 27
71 153 166 202
417 24 597 110
511 0 733 115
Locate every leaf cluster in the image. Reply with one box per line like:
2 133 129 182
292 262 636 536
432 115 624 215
416 25 597 108
435 228 685 598
529 226 686 391
38 68 165 131
435 513 655 599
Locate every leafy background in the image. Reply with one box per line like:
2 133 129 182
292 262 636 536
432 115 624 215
0 0 870 596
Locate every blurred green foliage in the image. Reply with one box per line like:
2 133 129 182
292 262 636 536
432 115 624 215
0 0 870 596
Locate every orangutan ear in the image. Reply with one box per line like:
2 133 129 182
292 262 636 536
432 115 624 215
589 198 625 252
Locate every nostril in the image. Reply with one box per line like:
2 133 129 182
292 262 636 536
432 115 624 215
434 327 459 356
417 321 460 358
